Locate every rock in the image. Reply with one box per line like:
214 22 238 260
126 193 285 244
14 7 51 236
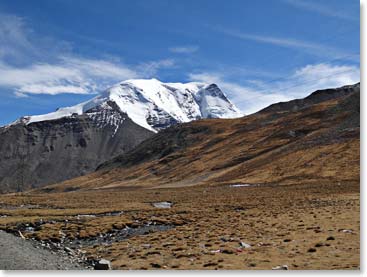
94 259 111 270
221 248 234 254
272 265 288 270
152 202 173 209
326 236 335 240
25 227 35 233
64 247 73 254
239 241 251 248
150 263 161 268
307 248 317 253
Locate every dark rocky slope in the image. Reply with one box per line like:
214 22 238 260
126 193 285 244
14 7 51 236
0 103 153 193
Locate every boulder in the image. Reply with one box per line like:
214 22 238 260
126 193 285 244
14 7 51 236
272 265 288 270
94 259 111 270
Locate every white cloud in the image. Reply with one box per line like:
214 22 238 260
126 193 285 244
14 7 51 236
216 28 357 61
0 57 141 96
169 46 199 54
189 72 292 114
189 63 360 114
0 14 37 63
0 13 175 97
293 63 360 85
0 57 177 97
283 0 358 22
137 59 175 77
0 13 71 65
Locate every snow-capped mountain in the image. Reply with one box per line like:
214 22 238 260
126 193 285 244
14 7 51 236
14 78 243 132
0 78 242 192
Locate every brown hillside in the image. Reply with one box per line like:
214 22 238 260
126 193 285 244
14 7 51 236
41 83 360 192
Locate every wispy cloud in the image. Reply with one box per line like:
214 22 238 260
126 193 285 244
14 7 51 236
0 57 140 97
283 0 358 22
0 56 177 97
216 27 356 61
189 63 360 114
169 45 199 54
189 72 291 114
137 59 175 77
0 13 175 97
0 13 71 65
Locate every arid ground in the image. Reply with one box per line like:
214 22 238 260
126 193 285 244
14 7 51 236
0 181 359 270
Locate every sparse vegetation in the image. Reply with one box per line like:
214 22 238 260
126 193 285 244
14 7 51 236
0 182 360 269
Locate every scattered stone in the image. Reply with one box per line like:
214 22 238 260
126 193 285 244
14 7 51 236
272 265 288 270
289 130 296 137
283 239 292 242
24 227 35 233
257 242 272 247
239 241 251 248
150 263 161 268
94 259 111 270
152 202 173 209
64 247 73 254
340 229 353 234
315 243 324 247
308 248 317 253
326 236 335 241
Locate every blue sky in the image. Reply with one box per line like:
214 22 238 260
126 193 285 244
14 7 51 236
0 0 360 125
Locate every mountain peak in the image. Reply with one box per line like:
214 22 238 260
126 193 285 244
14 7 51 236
11 78 243 132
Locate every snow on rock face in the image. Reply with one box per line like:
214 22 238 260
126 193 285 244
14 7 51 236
15 78 243 132
193 84 242 119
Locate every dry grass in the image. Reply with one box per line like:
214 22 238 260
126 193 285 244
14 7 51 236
0 181 360 269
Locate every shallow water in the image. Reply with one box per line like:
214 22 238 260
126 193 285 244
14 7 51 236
229 184 252 188
65 224 174 247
